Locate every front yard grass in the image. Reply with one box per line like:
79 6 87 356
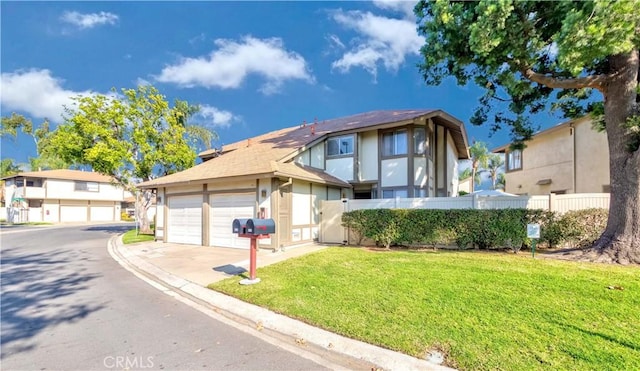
122 229 155 244
209 248 640 370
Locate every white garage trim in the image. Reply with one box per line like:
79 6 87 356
210 193 255 249
167 195 203 245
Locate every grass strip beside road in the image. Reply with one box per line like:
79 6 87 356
209 247 640 370
122 229 155 244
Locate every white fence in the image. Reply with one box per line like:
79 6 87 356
320 193 610 244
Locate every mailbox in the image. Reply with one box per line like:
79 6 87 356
246 218 276 235
232 218 249 234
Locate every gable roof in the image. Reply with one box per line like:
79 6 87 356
492 116 591 153
1 169 114 183
139 109 469 188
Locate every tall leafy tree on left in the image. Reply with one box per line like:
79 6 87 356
1 113 69 170
45 85 198 234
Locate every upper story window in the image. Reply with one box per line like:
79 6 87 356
327 135 354 157
413 127 427 155
382 129 407 157
506 149 522 171
75 181 100 192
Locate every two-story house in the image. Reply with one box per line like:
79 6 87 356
138 110 470 250
2 169 125 223
492 116 609 195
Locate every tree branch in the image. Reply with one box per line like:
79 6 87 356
522 68 608 92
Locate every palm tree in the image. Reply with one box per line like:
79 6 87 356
496 173 506 191
469 141 490 192
486 154 505 190
459 168 472 180
173 100 219 151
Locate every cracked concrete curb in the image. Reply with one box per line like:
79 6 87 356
109 236 454 371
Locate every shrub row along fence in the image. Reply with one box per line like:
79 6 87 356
319 193 610 249
339 208 607 250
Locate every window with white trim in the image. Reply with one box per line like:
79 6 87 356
327 136 354 157
506 150 522 171
75 181 99 192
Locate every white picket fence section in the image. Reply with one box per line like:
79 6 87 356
320 193 610 244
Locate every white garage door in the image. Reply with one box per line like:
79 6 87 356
90 202 114 221
167 195 202 245
210 193 255 249
60 205 88 222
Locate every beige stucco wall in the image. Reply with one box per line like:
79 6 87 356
358 131 378 181
504 117 608 195
45 179 124 201
326 157 354 182
574 120 609 192
446 131 459 197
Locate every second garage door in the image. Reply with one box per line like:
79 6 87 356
61 200 88 222
167 195 202 245
210 193 255 249
90 202 115 221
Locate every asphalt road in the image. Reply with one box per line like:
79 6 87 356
0 224 327 370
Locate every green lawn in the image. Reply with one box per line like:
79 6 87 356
122 229 155 244
209 248 640 370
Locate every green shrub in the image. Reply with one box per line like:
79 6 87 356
559 208 608 248
340 208 608 250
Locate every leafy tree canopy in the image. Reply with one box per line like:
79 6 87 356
415 0 640 148
45 85 197 190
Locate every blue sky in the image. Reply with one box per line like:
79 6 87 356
1 1 566 168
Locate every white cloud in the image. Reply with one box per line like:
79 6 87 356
60 11 119 29
197 105 240 128
330 9 424 78
372 0 416 19
0 69 92 122
155 36 314 94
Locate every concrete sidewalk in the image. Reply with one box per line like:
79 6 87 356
109 237 453 371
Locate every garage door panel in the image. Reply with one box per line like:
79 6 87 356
210 194 255 249
167 195 202 245
90 206 113 221
61 205 87 222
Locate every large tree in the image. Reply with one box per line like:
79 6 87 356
45 85 198 233
1 113 68 170
416 0 639 264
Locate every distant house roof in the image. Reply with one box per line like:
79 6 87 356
492 116 591 153
139 109 470 188
1 169 114 183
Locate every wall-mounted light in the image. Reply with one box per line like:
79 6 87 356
261 189 267 198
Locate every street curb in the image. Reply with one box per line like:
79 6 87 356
109 236 454 371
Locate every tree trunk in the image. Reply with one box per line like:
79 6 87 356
587 51 640 265
135 189 154 235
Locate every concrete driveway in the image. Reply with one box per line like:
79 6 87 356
118 241 327 286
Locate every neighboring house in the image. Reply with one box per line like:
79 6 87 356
493 116 609 195
458 177 472 194
138 109 470 250
2 169 125 223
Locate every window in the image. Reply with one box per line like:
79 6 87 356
382 130 407 156
414 187 428 198
382 189 408 199
75 181 99 192
327 136 354 156
413 127 427 155
506 150 522 171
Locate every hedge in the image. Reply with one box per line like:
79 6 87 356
341 208 607 250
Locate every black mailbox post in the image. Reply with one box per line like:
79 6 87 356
232 218 276 285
